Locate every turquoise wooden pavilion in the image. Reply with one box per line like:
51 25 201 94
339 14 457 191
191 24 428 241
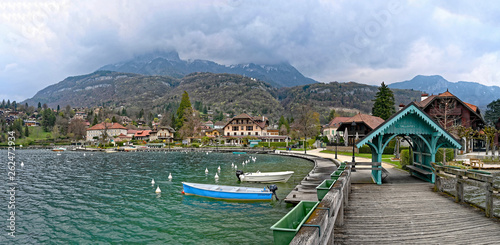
355 102 462 184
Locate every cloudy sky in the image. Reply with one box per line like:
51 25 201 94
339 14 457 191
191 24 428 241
1 0 500 102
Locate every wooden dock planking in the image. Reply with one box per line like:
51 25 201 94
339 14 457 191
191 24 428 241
334 183 500 244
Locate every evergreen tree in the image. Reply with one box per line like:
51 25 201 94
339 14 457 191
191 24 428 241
278 115 286 130
6 99 10 108
138 109 144 119
12 101 16 111
1 99 5 108
38 102 41 109
121 108 127 116
327 109 336 122
111 116 117 123
25 125 29 137
372 82 396 120
485 99 500 125
57 105 60 111
92 116 98 126
175 91 192 129
41 109 56 132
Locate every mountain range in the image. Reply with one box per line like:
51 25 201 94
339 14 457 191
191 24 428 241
388 75 500 111
22 71 421 122
98 51 317 88
22 52 500 122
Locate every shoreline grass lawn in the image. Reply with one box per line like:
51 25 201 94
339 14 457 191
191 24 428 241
319 150 403 169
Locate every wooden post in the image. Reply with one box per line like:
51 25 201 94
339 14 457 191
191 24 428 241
335 201 344 227
455 175 464 203
485 182 493 218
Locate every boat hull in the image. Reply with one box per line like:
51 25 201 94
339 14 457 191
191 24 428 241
240 171 294 183
182 182 273 201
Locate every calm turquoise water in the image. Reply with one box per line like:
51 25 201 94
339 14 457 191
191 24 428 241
0 150 313 244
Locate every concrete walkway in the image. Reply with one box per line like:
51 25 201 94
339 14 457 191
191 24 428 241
306 149 416 184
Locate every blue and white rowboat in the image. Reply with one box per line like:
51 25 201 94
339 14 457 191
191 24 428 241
182 182 276 201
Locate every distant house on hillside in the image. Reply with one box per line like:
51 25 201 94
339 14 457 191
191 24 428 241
337 114 384 146
74 111 87 120
415 90 485 130
134 130 152 141
86 122 127 141
24 120 40 127
150 126 175 143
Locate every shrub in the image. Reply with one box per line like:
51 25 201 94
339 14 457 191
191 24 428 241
401 149 413 169
191 143 199 148
435 148 454 163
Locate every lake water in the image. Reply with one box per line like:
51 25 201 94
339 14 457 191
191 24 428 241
0 150 314 244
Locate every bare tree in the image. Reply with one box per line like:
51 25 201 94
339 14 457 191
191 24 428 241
178 109 202 140
68 118 87 140
291 104 321 149
429 98 461 163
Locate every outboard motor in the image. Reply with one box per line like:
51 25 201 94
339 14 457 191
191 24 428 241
268 184 279 201
236 170 244 181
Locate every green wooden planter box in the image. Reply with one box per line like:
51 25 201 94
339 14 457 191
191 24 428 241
270 201 319 245
467 169 491 175
316 179 336 201
330 170 343 180
338 166 346 171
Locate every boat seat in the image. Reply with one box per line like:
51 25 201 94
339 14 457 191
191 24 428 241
232 187 240 192
210 186 219 191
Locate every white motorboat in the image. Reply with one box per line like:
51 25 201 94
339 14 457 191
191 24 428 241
236 170 294 183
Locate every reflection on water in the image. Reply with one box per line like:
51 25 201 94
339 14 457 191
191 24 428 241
0 150 313 244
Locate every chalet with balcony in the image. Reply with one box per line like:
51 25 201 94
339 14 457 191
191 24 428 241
150 126 175 143
337 114 384 146
416 90 485 130
222 113 289 144
223 113 268 137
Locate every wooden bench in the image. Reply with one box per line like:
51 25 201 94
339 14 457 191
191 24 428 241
406 164 433 176
470 159 483 169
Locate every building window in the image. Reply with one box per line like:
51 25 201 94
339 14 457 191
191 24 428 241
247 126 253 131
241 132 244 135
233 126 239 131
227 133 230 136
255 132 258 135
234 132 236 136
240 126 244 130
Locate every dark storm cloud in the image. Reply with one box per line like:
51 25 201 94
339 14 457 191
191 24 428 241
1 0 500 101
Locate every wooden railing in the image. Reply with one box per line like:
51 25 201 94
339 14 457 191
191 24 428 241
433 164 500 218
290 166 351 244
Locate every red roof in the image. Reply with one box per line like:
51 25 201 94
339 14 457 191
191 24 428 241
344 113 384 130
327 117 351 128
87 122 127 131
464 102 478 113
134 130 152 137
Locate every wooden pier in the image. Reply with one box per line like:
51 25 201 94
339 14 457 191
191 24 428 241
334 182 500 244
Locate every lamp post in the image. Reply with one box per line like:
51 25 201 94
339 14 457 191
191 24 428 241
351 121 356 163
335 132 339 159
